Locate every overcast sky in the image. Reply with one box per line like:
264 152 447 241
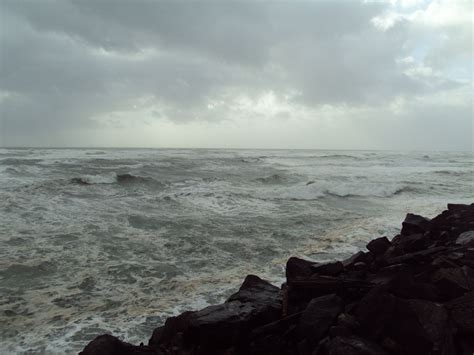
0 0 472 150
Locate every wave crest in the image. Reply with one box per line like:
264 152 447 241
71 172 156 185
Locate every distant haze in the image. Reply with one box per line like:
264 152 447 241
0 0 472 150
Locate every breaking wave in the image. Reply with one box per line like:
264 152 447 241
324 184 417 198
71 172 157 186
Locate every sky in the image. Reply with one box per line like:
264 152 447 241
0 0 472 150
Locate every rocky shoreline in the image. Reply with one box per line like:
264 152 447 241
80 203 474 355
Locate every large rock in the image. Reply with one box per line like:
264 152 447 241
286 257 318 282
297 294 343 348
366 237 391 255
81 334 157 355
355 286 397 339
456 231 474 246
401 213 430 236
355 285 455 355
312 261 344 276
431 267 471 300
446 291 474 334
149 275 281 354
342 251 366 269
326 335 388 355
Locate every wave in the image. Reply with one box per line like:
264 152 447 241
0 158 43 166
255 174 286 184
315 154 364 160
70 172 157 186
434 170 471 177
324 184 417 198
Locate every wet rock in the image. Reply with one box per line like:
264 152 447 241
456 230 474 246
407 299 455 354
342 251 366 269
286 257 318 283
396 233 430 252
227 274 281 307
401 213 430 236
431 267 471 300
385 246 446 265
448 203 474 212
148 311 194 348
312 261 344 276
366 237 391 255
80 334 157 355
446 291 474 334
150 275 281 354
297 294 343 347
356 286 397 339
326 335 388 355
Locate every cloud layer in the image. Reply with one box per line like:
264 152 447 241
0 0 472 149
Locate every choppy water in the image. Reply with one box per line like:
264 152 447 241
0 148 472 354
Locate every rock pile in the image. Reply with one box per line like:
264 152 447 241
81 203 474 355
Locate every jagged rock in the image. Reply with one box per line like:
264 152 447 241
81 334 157 355
227 274 282 307
366 237 391 255
353 262 367 271
286 257 318 282
356 285 455 355
383 268 440 301
312 261 344 276
431 267 471 300
456 231 474 246
448 203 474 212
150 275 281 354
401 213 430 236
355 286 397 339
148 311 194 348
396 233 431 252
325 335 388 355
385 246 446 265
297 294 343 348
407 299 455 354
336 313 359 331
342 251 366 269
446 291 474 334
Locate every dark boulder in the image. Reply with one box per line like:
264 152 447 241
286 257 319 282
297 294 343 348
396 233 431 252
431 267 471 300
456 231 474 246
342 251 366 269
149 275 281 354
227 274 282 306
366 237 391 255
81 334 157 355
312 261 344 276
355 286 397 339
326 335 388 355
401 213 430 236
446 291 474 334
448 203 474 212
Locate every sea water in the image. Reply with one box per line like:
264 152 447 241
0 148 472 353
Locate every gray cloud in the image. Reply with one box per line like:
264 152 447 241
0 0 471 149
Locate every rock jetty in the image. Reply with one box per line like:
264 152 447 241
81 203 474 355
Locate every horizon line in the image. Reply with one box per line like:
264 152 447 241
0 145 472 153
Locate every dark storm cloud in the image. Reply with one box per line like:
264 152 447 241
0 0 471 148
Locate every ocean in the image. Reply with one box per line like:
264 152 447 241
0 148 472 354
